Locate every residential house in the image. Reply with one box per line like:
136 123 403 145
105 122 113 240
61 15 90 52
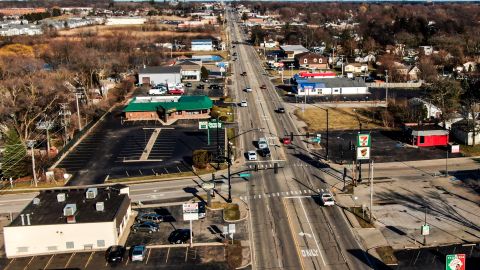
261 39 278 49
355 54 376 63
407 66 421 81
294 52 329 70
451 120 480 145
409 98 442 119
138 66 182 85
191 39 213 51
344 63 368 74
280 45 309 59
4 186 132 258
419 46 434 56
385 44 405 56
123 95 213 124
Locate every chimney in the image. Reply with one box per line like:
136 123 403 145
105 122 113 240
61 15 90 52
20 214 25 226
26 213 31 225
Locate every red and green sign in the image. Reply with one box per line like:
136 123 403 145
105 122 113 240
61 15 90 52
446 254 465 270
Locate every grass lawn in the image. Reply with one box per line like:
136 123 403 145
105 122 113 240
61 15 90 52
375 246 398 265
223 203 240 221
226 240 243 269
459 144 480 157
295 107 384 131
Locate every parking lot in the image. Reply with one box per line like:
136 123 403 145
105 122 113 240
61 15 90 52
127 205 248 246
0 246 228 270
313 130 463 164
57 110 225 185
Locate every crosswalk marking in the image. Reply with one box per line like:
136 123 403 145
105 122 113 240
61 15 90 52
240 188 326 201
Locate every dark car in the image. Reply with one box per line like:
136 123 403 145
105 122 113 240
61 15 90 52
276 107 286 113
209 84 220 90
241 72 247 76
136 213 163 223
131 221 159 233
233 52 237 56
168 229 192 244
197 84 205 89
259 148 271 157
105 245 126 263
185 82 192 87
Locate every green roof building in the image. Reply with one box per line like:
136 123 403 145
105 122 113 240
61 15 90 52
124 95 213 125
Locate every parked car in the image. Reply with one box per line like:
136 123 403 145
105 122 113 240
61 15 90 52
201 78 209 83
185 82 192 87
136 213 164 223
168 229 192 244
276 107 286 113
105 245 126 263
197 84 205 89
198 202 206 219
258 137 268 149
320 192 335 206
240 100 248 107
131 221 159 233
260 148 271 157
209 84 220 90
244 87 252 92
168 89 184 95
247 150 257 161
130 245 146 262
149 89 167 95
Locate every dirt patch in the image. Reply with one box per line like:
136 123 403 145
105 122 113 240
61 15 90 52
226 241 243 269
295 107 384 131
375 246 398 265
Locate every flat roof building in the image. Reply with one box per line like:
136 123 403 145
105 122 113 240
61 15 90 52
191 39 213 51
293 77 369 96
4 185 132 258
139 66 182 86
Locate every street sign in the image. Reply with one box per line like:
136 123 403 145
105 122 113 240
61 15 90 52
357 133 371 147
356 147 370 160
421 224 430 236
183 203 199 221
239 173 251 178
446 254 465 270
208 119 223 129
228 224 236 234
199 121 208 130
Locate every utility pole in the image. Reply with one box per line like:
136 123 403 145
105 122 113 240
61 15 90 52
36 118 53 157
326 109 329 160
370 160 374 222
75 92 82 131
227 141 232 203
59 103 71 145
385 70 389 106
27 140 37 187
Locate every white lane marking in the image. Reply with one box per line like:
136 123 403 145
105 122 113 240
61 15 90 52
298 198 326 266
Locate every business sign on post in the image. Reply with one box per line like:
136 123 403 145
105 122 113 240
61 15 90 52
356 147 370 160
446 254 465 270
208 119 223 129
199 121 208 130
421 224 430 236
183 203 199 221
357 133 371 147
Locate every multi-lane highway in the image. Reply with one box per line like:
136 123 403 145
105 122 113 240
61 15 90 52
227 9 372 270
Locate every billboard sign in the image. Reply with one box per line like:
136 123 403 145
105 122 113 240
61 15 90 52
183 203 199 221
446 254 465 270
357 133 371 147
356 147 370 160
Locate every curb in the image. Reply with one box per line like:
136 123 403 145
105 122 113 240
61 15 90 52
147 242 225 249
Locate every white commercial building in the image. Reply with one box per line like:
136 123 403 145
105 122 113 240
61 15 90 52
3 186 132 258
138 66 182 85
105 16 146 25
191 39 213 51
295 77 369 96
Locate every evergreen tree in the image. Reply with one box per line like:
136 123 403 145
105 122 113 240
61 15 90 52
2 129 28 179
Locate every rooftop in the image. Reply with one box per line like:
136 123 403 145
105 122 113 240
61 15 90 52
297 77 367 88
139 66 181 74
280 44 309 53
124 95 213 113
8 185 130 226
192 39 213 43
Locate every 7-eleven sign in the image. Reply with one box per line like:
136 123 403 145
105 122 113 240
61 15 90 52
357 133 371 147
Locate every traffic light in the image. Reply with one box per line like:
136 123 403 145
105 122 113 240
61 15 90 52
306 132 310 138
290 132 294 141
274 163 278 174
254 164 258 172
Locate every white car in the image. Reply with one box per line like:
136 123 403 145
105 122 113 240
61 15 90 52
130 245 146 262
258 137 268 149
247 151 257 161
240 100 248 107
244 87 252 92
320 192 335 206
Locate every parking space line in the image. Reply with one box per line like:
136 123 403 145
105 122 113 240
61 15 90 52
85 251 94 268
185 247 189 262
23 256 34 270
125 255 130 266
165 247 171 263
64 252 75 268
4 258 14 270
44 254 55 270
145 248 152 265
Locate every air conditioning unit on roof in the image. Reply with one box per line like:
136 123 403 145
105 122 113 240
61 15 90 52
63 204 77 216
57 193 66 202
86 188 98 199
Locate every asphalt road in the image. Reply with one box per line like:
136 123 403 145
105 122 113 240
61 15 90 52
228 11 372 270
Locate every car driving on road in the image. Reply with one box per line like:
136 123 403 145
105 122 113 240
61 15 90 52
320 192 335 206
240 100 248 107
244 87 252 92
260 147 271 157
247 151 258 161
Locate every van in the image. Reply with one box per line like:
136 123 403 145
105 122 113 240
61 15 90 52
258 138 268 149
